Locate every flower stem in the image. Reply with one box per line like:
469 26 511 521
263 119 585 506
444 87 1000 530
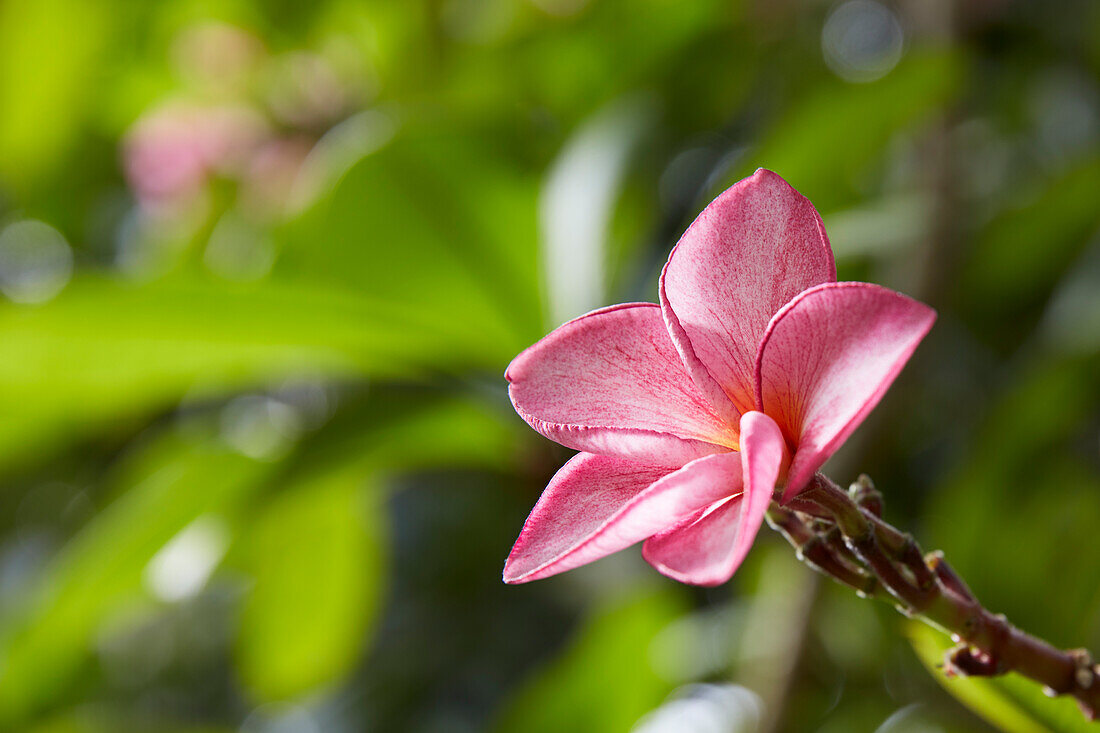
765 505 876 597
770 473 1100 721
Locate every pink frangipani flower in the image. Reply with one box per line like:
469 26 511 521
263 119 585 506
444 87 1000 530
503 169 935 587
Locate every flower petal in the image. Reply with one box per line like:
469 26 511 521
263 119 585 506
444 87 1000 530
503 451 743 584
755 282 936 501
642 411 785 586
507 302 738 467
735 410 787 559
642 498 742 586
660 169 835 421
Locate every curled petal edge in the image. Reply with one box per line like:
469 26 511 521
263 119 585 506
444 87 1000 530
504 451 743 584
753 281 936 502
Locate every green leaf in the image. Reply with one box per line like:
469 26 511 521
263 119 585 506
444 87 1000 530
225 387 523 702
277 124 544 347
0 0 110 189
907 622 1094 733
0 272 515 472
234 466 385 701
0 119 544 471
329 393 526 474
493 588 687 733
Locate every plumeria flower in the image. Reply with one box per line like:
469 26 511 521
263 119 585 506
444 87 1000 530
503 169 936 587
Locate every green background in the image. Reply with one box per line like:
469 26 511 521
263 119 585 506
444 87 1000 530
0 0 1096 730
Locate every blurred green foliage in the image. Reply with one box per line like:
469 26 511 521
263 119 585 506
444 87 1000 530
234 466 383 701
0 0 1096 731
909 622 1096 733
493 589 687 733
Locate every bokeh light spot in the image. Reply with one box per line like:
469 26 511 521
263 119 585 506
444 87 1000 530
822 1 904 83
0 219 74 304
144 516 230 602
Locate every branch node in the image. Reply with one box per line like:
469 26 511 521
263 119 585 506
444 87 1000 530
776 473 1100 722
1069 650 1095 690
855 582 875 600
850 474 883 517
945 644 998 677
926 550 976 603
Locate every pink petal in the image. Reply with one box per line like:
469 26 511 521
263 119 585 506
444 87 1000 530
755 282 936 501
503 451 743 584
507 303 738 467
642 498 742 586
642 411 785 586
736 411 788 553
660 169 835 421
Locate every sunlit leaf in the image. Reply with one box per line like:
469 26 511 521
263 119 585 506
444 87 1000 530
277 124 544 347
235 466 385 701
908 622 1094 733
0 273 516 472
540 96 655 324
0 0 110 189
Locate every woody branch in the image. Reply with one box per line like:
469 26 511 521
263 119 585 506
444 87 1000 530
767 474 1100 722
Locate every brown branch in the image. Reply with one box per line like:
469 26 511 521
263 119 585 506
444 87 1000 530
772 473 1100 721
802 476 933 612
765 505 877 597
